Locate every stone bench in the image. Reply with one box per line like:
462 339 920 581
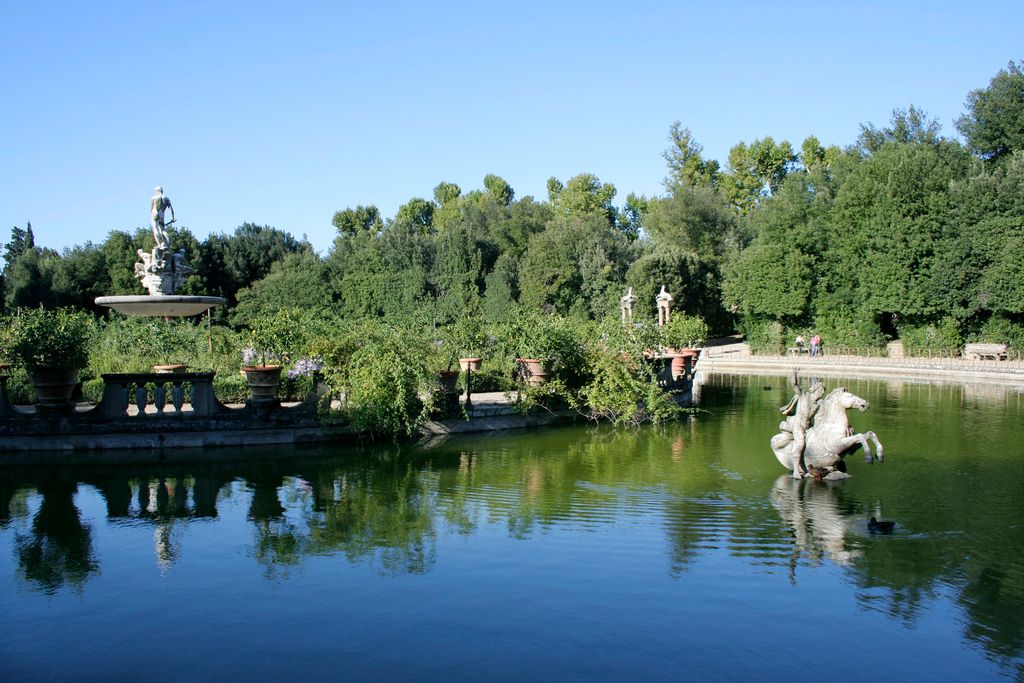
964 343 1008 361
786 347 809 356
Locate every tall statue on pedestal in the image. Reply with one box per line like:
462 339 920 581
136 187 192 295
150 186 175 248
656 285 673 327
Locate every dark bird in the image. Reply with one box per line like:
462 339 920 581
807 465 829 480
869 517 895 534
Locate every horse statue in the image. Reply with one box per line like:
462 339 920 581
771 383 884 479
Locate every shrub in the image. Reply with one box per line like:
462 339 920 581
346 341 433 438
809 311 886 354
971 314 1024 351
743 318 784 354
662 313 708 350
214 372 251 404
899 317 963 356
7 308 94 372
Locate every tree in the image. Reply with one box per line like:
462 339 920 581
857 106 943 155
720 137 797 214
644 185 742 259
3 223 35 273
48 242 109 312
548 173 618 229
956 60 1024 164
625 248 723 329
482 174 514 206
231 250 334 326
195 223 304 308
519 213 632 318
332 205 384 237
395 198 435 233
662 123 719 191
3 246 55 310
617 193 648 241
822 134 972 325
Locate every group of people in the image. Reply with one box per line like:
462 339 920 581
794 333 822 357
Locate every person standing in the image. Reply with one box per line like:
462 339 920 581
810 334 821 357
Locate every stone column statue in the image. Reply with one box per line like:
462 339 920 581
150 186 175 249
620 287 636 323
656 285 673 327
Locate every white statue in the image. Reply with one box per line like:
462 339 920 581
771 380 884 479
150 186 175 249
620 287 636 323
656 285 673 327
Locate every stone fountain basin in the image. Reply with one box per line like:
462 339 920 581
95 295 226 317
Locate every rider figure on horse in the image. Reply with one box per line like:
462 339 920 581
778 371 825 478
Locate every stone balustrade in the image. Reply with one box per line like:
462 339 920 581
95 372 221 418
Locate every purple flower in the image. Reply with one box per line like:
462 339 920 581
242 348 258 365
288 357 323 379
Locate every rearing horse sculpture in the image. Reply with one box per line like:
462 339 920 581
771 386 884 478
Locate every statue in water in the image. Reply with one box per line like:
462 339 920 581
770 371 884 479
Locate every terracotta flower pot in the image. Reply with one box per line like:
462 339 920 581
458 358 482 372
30 367 80 408
241 365 282 402
516 358 548 387
153 364 188 373
437 369 461 394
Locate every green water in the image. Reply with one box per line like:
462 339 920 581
1 373 1022 680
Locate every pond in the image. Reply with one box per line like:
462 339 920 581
2 373 1023 680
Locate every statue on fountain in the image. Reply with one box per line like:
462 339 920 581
135 187 193 295
770 371 884 479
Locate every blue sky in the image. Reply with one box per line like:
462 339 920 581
1 1 1021 255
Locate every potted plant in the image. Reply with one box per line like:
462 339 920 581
242 309 302 402
661 314 708 378
7 308 93 408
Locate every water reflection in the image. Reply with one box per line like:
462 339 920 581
770 475 861 580
12 473 98 594
2 374 1023 676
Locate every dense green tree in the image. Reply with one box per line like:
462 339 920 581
48 243 109 312
519 213 631 318
956 60 1024 164
231 250 334 326
720 137 797 214
4 246 55 310
548 173 618 229
662 123 719 191
482 174 514 207
329 228 389 318
822 125 972 325
856 105 943 155
946 151 1024 317
3 223 35 273
644 185 742 259
432 222 483 321
395 198 435 233
195 223 304 309
332 205 384 237
625 248 723 329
